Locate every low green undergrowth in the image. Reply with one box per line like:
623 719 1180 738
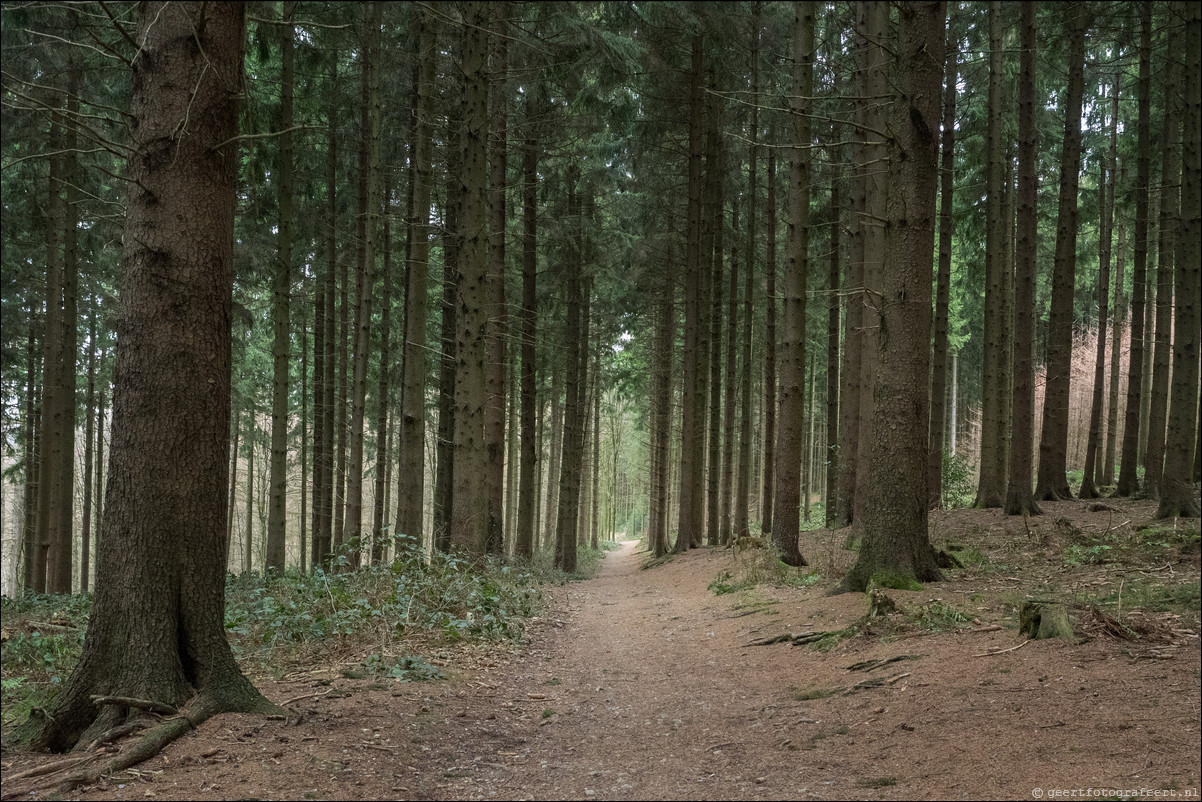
2 538 608 728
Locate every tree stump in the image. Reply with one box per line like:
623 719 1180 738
1019 601 1075 641
866 588 898 618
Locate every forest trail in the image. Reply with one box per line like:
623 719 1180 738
15 509 1201 802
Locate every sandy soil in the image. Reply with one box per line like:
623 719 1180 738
3 499 1200 801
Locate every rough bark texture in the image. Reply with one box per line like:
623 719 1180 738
1004 1 1042 517
397 12 435 550
1117 1 1152 497
1104 219 1125 486
450 1 491 558
825 156 841 526
1156 2 1200 520
20 1 277 758
1145 52 1181 500
975 0 1007 509
1035 3 1087 501
736 2 760 540
762 133 778 536
843 0 946 593
928 35 956 510
771 0 812 567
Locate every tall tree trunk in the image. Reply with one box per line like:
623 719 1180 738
34 107 64 595
1081 77 1119 499
844 0 946 592
22 2 277 756
772 0 812 568
555 176 584 572
761 130 778 535
21 301 41 590
1004 0 1043 516
651 251 675 558
1035 3 1087 501
705 108 724 548
676 33 705 553
333 53 350 554
1155 1 1200 519
1145 50 1181 499
1104 219 1126 486
345 3 381 566
974 0 1007 509
928 33 956 510
450 2 491 558
245 413 254 575
544 358 562 549
825 151 842 525
397 11 435 550
80 302 96 592
736 2 760 540
484 6 510 558
1117 1 1152 496
300 276 309 573
516 99 539 561
591 341 602 550
720 194 739 544
850 0 888 529
372 172 394 565
228 402 240 568
266 0 295 572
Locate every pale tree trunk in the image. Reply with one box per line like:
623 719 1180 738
1117 0 1152 497
1004 0 1042 516
772 0 812 568
1155 1 1200 519
720 195 738 544
1035 3 1087 501
1104 218 1126 486
762 132 778 535
844 0 946 593
266 0 295 572
591 341 601 550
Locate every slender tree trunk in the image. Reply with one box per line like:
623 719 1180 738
372 172 394 565
974 0 1007 509
228 402 240 568
652 251 675 557
772 0 812 567
81 302 96 592
1145 52 1181 499
1081 79 1119 499
1104 219 1126 486
21 302 40 590
844 0 947 592
245 413 254 575
825 149 842 525
266 0 295 573
300 276 309 573
1117 1 1152 496
706 113 725 548
484 6 510 558
1004 1 1042 516
720 195 739 544
677 33 705 553
762 131 778 535
397 12 435 550
1035 2 1087 501
591 341 602 550
544 359 562 548
556 177 585 572
736 2 760 540
516 102 539 561
928 35 956 510
1156 1 1200 519
333 53 350 554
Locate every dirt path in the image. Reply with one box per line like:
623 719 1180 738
8 519 1200 801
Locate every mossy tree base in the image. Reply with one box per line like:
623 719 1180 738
1019 601 1075 641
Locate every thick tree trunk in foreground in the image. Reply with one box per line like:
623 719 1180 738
772 0 812 568
1035 2 1087 501
1004 0 1042 517
20 1 276 766
843 0 946 593
1156 2 1201 520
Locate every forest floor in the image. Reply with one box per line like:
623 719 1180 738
3 498 1200 801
